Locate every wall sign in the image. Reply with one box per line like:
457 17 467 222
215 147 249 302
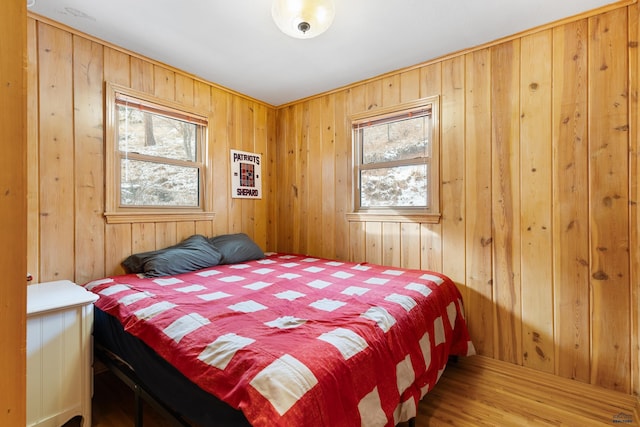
230 149 262 199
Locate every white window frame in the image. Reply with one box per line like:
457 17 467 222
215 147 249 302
347 96 441 223
104 82 214 224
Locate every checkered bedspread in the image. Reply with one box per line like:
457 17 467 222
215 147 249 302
85 253 474 427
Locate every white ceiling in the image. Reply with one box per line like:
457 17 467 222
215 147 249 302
29 0 619 106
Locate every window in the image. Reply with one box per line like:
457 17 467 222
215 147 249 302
349 97 440 222
104 82 213 223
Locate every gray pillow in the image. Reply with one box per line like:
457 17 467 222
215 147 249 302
209 233 264 265
122 234 222 277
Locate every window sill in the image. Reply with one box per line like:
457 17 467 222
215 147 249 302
104 211 215 224
346 212 441 224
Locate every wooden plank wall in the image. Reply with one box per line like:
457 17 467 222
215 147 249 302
26 17 276 286
273 4 640 395
1 0 27 425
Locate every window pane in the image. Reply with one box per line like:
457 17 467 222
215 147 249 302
118 105 197 162
360 164 428 208
121 159 199 207
361 115 428 164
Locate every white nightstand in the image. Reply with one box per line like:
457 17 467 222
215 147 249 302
26 280 99 427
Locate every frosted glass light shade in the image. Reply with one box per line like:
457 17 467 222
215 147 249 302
272 0 335 39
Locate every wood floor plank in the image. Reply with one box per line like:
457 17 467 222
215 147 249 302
415 356 639 427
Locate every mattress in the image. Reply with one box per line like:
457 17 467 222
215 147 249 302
86 252 475 426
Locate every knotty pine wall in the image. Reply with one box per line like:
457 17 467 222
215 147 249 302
273 3 640 395
26 16 277 286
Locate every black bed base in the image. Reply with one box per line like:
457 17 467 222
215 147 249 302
96 344 193 427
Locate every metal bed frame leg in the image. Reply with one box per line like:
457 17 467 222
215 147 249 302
134 384 144 427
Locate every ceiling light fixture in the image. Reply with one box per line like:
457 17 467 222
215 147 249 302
271 0 335 39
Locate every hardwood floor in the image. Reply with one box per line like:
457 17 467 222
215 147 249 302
413 356 639 426
66 355 639 426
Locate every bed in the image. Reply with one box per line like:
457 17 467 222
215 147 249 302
85 234 475 427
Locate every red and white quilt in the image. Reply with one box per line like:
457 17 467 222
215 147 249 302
85 253 475 427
